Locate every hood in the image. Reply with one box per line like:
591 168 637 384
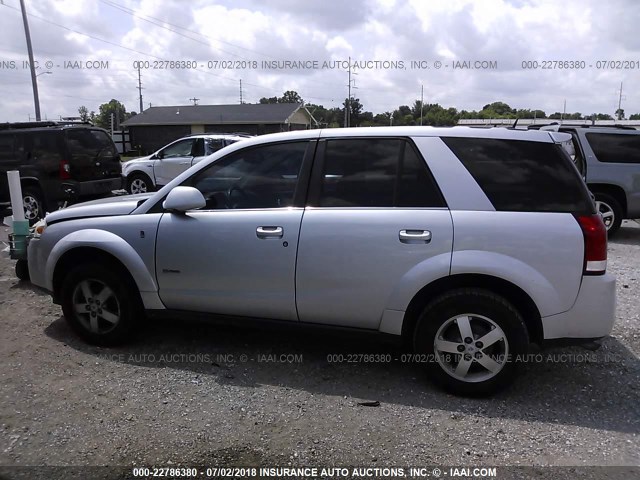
46 193 154 223
122 155 154 173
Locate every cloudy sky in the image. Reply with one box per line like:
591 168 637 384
0 0 639 122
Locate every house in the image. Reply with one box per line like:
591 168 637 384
121 103 317 154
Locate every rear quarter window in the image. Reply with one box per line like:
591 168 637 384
585 132 640 163
442 137 594 213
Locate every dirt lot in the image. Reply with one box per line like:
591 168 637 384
0 222 638 478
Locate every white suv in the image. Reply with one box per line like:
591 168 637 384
122 133 251 194
24 127 616 396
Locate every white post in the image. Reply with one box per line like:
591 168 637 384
7 171 25 222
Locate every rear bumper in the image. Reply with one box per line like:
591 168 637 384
541 274 616 339
62 177 124 198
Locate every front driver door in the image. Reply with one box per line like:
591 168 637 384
154 138 195 186
155 140 313 321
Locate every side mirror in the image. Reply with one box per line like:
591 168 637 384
163 186 206 212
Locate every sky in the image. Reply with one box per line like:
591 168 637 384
0 0 639 122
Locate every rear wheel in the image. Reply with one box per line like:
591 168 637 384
594 193 623 237
22 186 45 225
60 263 142 345
127 173 154 195
413 288 529 396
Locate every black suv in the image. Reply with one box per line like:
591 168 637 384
0 122 123 222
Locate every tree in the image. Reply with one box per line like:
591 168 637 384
279 90 303 104
259 96 278 104
630 113 640 120
78 106 90 122
94 99 128 130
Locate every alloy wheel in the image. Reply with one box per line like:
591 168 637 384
433 314 509 383
130 178 148 194
23 195 40 221
72 279 121 334
595 200 615 230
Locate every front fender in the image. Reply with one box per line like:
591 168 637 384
46 229 158 295
124 161 157 186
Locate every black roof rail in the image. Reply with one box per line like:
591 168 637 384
0 120 95 131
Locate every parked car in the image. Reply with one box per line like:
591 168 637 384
24 127 615 396
535 124 640 235
0 121 123 223
122 133 252 194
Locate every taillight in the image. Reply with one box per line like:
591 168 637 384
59 160 71 179
574 214 607 275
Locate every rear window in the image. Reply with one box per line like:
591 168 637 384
585 132 640 164
66 129 117 157
442 137 594 213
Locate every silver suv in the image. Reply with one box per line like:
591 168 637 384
122 133 252 194
538 125 640 235
25 127 616 395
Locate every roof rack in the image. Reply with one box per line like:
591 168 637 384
0 120 95 131
527 123 637 131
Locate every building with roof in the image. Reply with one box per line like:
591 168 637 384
122 103 316 154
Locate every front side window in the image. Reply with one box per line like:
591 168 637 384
585 132 640 164
318 138 445 208
184 141 308 209
160 139 195 158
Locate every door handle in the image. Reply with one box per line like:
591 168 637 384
399 229 431 244
256 226 283 239
179 161 189 165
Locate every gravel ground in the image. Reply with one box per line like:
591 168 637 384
0 221 638 479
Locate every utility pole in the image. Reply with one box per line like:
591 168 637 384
137 64 144 113
189 97 199 106
346 56 351 128
19 0 40 121
561 99 566 124
420 84 424 126
239 79 243 104
616 82 625 120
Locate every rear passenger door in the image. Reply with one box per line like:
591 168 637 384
296 137 453 329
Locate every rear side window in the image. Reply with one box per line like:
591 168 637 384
585 132 640 163
318 138 445 208
442 137 594 213
67 129 117 157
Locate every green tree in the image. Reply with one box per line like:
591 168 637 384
629 113 640 120
279 90 303 103
94 99 128 130
259 96 278 104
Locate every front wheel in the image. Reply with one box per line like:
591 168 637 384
413 288 529 396
60 263 141 345
127 173 154 195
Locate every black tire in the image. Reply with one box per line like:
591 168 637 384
126 173 154 195
413 288 529 396
594 193 623 237
60 263 142 345
15 259 29 281
22 186 45 225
